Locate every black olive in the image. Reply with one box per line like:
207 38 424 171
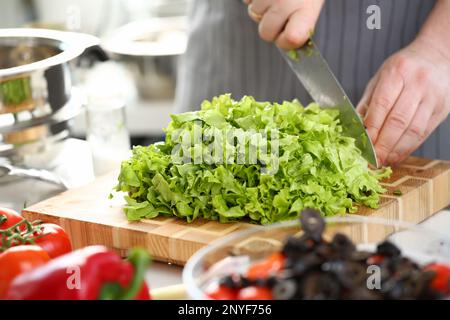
290 253 322 276
379 264 392 283
331 233 356 258
391 258 419 280
282 236 312 259
388 281 410 300
220 274 253 289
322 261 366 289
266 276 279 288
315 242 335 259
404 271 429 299
239 275 252 288
272 279 298 300
321 260 346 273
376 241 401 257
220 274 239 289
382 279 406 299
302 272 341 300
299 208 325 242
253 278 267 287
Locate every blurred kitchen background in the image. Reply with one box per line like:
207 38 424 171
0 0 191 210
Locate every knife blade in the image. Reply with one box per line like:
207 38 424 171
279 40 379 168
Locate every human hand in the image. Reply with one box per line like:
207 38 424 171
357 39 450 165
243 0 324 49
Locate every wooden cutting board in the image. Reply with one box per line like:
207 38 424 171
23 157 450 265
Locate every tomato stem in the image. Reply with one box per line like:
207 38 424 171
0 219 45 252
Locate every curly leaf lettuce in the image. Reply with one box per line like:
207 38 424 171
115 95 391 224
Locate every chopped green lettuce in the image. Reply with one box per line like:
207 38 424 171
115 95 391 224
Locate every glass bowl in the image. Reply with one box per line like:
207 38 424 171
182 215 450 300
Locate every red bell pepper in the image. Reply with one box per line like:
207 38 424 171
4 245 151 300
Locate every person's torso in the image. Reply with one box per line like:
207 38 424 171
176 0 447 159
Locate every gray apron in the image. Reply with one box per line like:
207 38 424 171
175 0 449 160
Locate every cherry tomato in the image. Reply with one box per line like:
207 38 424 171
0 208 26 247
33 223 72 259
207 284 238 300
247 253 285 280
237 286 272 300
0 245 50 298
0 208 25 230
425 263 450 295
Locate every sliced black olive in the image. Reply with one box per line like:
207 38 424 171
391 258 420 280
321 260 346 273
266 276 279 288
220 274 240 289
272 279 298 300
239 275 252 288
220 274 251 289
283 235 312 259
302 272 341 300
376 241 401 257
253 278 268 287
322 261 366 289
381 279 405 299
315 242 334 259
299 208 325 242
290 253 322 276
331 233 356 258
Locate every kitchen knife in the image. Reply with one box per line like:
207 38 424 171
279 40 379 168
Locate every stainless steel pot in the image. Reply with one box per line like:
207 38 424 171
0 28 108 161
0 87 84 159
0 28 107 117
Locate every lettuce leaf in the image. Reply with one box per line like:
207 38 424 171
115 94 390 224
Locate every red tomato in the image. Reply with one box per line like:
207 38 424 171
33 223 72 259
247 253 285 280
207 285 238 300
425 263 450 295
0 208 26 247
237 286 273 300
367 254 385 265
0 208 25 230
0 245 50 298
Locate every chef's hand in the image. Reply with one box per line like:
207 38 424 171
357 38 450 165
243 0 325 50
